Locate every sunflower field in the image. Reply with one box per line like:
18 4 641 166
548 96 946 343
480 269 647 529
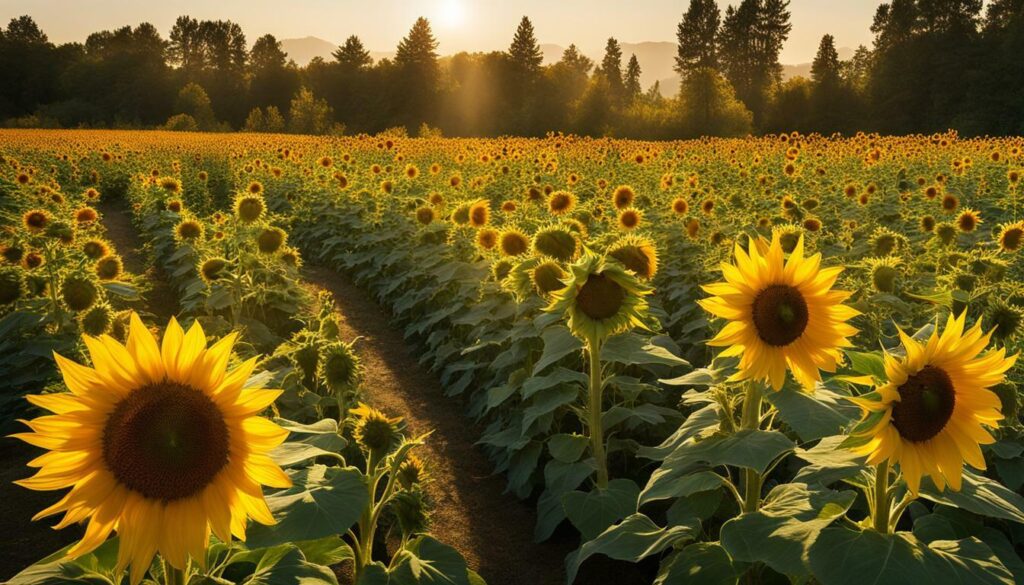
3 128 1024 584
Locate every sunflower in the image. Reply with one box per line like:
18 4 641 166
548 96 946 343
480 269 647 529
699 233 859 390
12 314 290 584
546 251 651 344
847 314 1016 494
547 191 576 216
956 209 981 233
997 221 1024 252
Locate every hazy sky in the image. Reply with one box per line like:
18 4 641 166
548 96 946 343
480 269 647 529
0 0 881 63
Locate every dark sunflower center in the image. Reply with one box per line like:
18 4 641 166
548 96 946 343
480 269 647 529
576 273 625 320
102 381 230 501
751 284 809 346
891 365 956 443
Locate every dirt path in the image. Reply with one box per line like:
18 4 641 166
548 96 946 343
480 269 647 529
303 266 576 585
97 199 178 322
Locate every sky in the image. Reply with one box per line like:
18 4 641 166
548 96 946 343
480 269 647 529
0 0 881 64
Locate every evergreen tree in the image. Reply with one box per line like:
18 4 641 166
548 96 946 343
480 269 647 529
250 34 287 70
393 17 440 130
625 54 642 100
599 37 624 99
675 0 721 78
333 35 372 69
508 16 543 76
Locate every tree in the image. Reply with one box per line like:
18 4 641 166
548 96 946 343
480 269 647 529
251 34 287 70
249 34 300 114
599 37 624 100
624 54 642 100
333 35 372 69
675 0 721 79
678 68 753 136
175 82 216 129
168 16 203 71
809 34 843 132
393 17 441 129
288 87 334 134
508 16 543 76
719 0 791 126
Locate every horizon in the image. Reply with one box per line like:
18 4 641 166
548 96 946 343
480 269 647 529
0 0 879 64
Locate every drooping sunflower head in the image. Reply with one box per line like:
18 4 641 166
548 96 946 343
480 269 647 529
530 259 568 297
0 265 26 305
699 232 859 390
606 235 658 281
546 251 651 344
256 227 287 254
13 314 290 584
95 255 123 281
986 299 1024 343
79 302 114 335
350 402 402 454
61 274 100 312
532 225 579 262
847 314 1017 494
320 341 361 392
199 257 230 283
866 256 901 293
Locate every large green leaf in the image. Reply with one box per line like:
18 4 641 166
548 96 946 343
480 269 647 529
793 435 868 488
548 433 590 463
655 543 738 585
563 479 641 540
244 544 338 585
765 385 858 442
7 539 121 585
918 469 1024 524
601 333 689 368
247 465 368 548
533 326 582 375
641 430 795 504
807 528 1012 585
271 418 348 467
720 483 856 577
566 513 699 584
388 536 472 585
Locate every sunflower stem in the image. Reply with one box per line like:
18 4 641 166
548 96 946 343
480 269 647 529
739 381 763 513
586 337 609 489
873 460 892 533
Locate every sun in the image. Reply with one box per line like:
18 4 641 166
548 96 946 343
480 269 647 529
437 0 467 28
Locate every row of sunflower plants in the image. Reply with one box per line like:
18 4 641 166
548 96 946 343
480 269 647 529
0 156 141 421
4 150 484 585
10 307 482 585
567 232 1024 584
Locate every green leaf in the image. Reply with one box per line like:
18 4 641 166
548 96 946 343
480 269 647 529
601 333 689 368
808 529 1013 585
566 513 698 584
918 469 1024 524
271 419 347 467
7 539 121 585
765 385 858 442
720 483 856 577
793 435 869 488
563 479 641 540
533 326 583 375
244 544 338 585
548 433 590 463
389 536 472 585
660 367 726 387
845 351 887 382
641 430 795 505
246 465 369 549
655 543 738 585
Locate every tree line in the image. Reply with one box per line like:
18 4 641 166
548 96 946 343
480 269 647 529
1 0 1023 138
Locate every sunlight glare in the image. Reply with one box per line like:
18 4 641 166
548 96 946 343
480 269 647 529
437 0 467 29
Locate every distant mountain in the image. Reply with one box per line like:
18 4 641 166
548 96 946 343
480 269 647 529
281 36 337 65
